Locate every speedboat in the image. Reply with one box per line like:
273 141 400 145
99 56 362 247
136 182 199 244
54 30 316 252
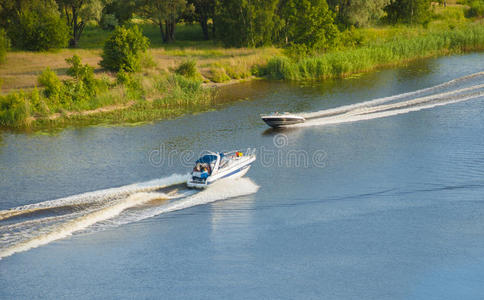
187 148 256 189
261 112 305 128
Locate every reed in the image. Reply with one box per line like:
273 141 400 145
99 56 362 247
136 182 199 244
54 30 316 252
264 25 484 81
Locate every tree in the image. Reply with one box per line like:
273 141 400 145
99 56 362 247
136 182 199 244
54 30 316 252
100 25 149 72
57 0 104 47
338 0 389 27
6 0 69 51
385 0 432 24
188 0 216 40
277 0 338 50
214 0 279 47
101 0 138 28
137 0 186 43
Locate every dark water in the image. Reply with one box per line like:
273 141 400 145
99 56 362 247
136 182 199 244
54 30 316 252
1 53 484 299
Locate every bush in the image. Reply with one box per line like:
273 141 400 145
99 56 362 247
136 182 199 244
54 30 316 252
9 1 69 51
0 29 10 64
175 60 200 78
0 92 29 127
466 1 484 17
100 25 150 72
38 68 63 99
208 66 230 83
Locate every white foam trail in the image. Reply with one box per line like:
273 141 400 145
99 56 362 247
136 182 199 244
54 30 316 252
0 173 189 220
92 177 260 230
301 72 484 119
0 192 167 259
299 92 484 127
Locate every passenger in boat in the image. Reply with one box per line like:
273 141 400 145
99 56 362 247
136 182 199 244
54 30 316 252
201 166 209 179
193 163 201 172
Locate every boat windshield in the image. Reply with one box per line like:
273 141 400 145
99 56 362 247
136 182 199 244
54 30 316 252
195 154 218 164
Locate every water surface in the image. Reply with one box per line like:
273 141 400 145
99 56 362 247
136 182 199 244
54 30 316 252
1 53 484 299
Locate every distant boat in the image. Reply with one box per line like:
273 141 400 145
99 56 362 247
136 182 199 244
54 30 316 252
261 112 305 128
187 149 256 189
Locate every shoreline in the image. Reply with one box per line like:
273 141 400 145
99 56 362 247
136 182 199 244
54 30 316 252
2 50 484 133
1 22 484 132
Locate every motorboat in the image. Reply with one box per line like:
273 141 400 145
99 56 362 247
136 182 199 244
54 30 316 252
187 148 256 189
261 112 305 128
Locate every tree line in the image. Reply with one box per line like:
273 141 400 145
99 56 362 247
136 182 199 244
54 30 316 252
0 0 460 52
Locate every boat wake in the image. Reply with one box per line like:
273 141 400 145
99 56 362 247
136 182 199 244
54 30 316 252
298 72 484 127
0 175 259 259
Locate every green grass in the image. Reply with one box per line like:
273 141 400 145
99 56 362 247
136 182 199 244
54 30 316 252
264 24 484 80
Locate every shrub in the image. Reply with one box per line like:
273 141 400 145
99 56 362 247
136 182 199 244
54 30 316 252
66 55 96 87
0 92 29 127
38 68 63 99
0 29 10 64
466 1 484 17
175 60 200 78
9 1 69 51
208 66 230 83
100 25 150 72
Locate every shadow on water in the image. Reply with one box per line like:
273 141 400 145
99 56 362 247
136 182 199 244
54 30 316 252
261 126 302 136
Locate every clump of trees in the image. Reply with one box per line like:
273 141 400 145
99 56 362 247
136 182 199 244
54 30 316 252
0 0 467 54
0 0 69 51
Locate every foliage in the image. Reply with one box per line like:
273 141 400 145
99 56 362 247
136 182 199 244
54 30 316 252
466 0 484 17
188 0 216 39
0 29 9 63
214 0 279 47
336 0 390 27
8 0 69 51
38 68 63 102
264 24 484 80
208 66 230 82
0 92 29 127
102 0 138 27
174 59 200 78
277 0 339 50
100 25 150 72
385 0 432 24
137 0 187 43
57 0 104 47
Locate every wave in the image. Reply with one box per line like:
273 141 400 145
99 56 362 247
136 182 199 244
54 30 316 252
297 72 484 127
300 71 484 120
0 175 259 259
0 173 189 221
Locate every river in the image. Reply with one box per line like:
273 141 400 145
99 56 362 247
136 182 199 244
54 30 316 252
1 53 484 299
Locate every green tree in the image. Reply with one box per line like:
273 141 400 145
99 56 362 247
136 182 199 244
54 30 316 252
101 0 138 29
8 0 69 51
214 0 279 47
57 0 104 47
277 0 338 50
385 0 432 24
188 0 216 40
338 0 389 27
0 29 9 63
137 0 186 43
100 25 149 72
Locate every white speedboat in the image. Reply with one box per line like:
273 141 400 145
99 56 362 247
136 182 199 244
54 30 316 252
261 112 305 128
187 148 256 189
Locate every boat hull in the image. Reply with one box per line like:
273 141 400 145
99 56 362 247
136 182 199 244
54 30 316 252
261 116 305 128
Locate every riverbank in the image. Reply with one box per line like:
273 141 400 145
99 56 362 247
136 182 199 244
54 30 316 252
0 11 483 131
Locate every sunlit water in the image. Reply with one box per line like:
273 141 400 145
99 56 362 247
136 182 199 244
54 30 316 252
1 53 484 299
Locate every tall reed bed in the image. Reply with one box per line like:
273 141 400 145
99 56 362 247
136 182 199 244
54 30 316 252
264 25 484 80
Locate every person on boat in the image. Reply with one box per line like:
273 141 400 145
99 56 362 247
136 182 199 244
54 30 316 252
201 166 209 179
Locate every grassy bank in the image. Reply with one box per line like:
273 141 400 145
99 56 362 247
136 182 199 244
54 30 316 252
0 4 483 131
264 24 484 80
